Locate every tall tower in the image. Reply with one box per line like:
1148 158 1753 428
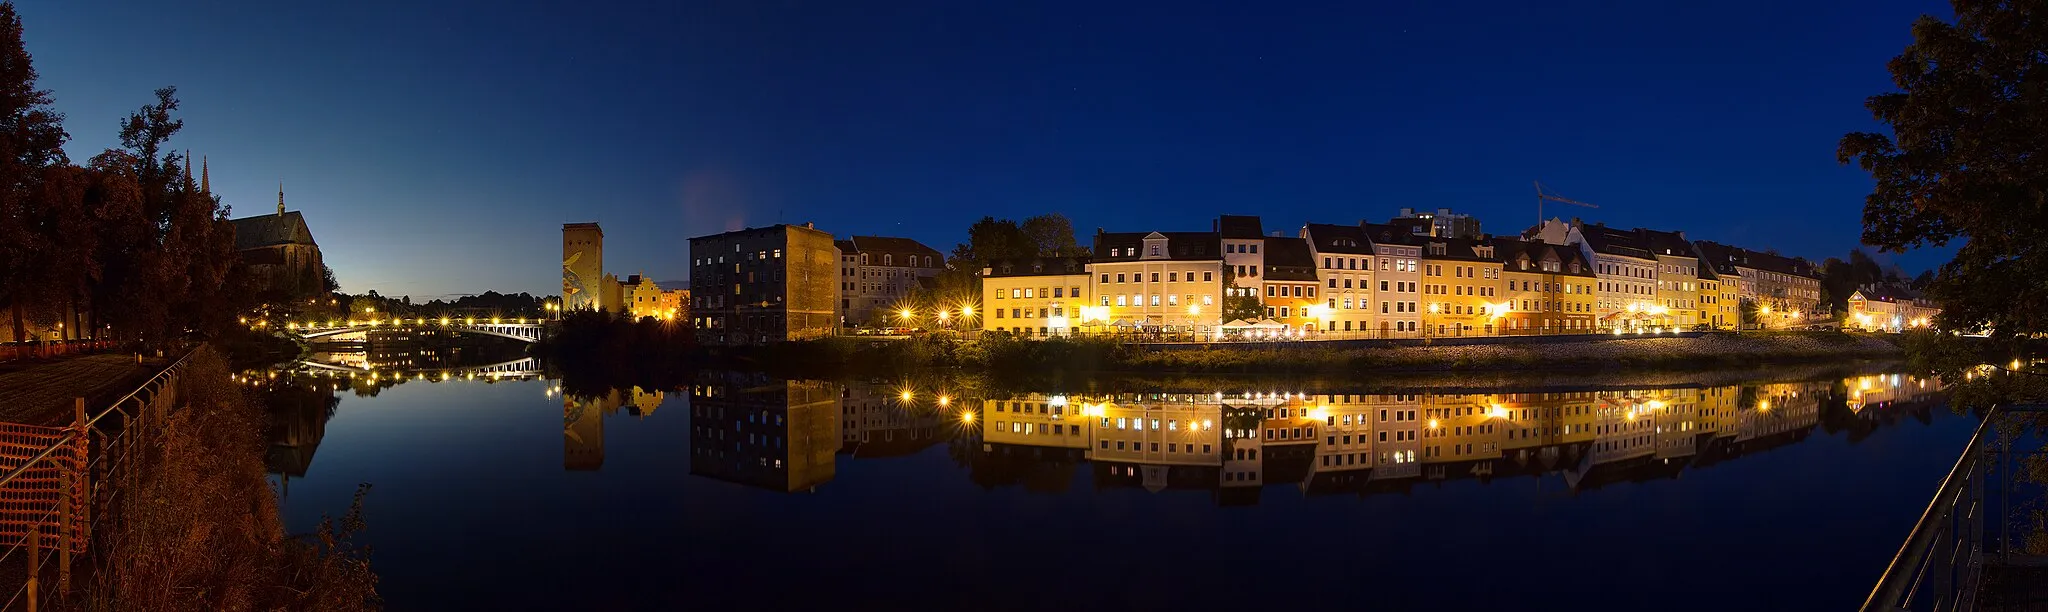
277 183 286 216
199 157 209 194
562 223 605 311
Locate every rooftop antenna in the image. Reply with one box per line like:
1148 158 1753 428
1534 181 1598 225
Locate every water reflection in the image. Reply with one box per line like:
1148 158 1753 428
247 359 1952 504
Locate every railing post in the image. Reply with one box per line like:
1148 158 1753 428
26 524 39 612
74 399 88 542
58 462 70 597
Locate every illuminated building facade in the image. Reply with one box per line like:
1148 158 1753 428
982 256 1091 336
688 223 841 344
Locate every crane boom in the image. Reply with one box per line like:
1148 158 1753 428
1534 181 1597 225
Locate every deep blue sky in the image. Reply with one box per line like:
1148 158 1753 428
21 0 1953 298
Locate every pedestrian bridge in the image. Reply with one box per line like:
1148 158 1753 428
286 318 548 343
291 356 543 379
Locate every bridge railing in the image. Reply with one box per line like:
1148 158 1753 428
1863 403 2048 611
0 347 195 611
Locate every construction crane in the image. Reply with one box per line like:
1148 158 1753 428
1534 181 1598 225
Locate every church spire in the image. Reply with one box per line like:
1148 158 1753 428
182 151 192 187
277 182 285 216
200 156 209 194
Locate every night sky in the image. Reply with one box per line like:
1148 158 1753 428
22 0 1954 298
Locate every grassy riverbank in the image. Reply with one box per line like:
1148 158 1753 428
709 331 1907 379
86 346 378 610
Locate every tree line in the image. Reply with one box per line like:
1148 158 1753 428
0 3 249 346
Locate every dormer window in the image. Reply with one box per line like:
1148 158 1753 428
1150 245 1161 257
1427 243 1447 256
1032 262 1043 273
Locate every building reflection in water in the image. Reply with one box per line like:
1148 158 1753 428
247 364 1953 504
687 371 840 492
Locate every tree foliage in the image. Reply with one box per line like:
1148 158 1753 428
937 213 1084 303
1220 264 1263 322
1838 0 2048 338
0 2 249 346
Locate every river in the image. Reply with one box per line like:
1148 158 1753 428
253 358 1974 610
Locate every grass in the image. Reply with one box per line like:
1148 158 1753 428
78 346 378 611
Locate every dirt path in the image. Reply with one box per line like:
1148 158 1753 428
0 354 166 426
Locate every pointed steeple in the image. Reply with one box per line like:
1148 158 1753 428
200 156 209 194
277 182 286 216
182 151 193 187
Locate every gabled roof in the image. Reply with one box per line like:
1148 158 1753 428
1361 223 1427 248
1412 235 1496 263
1092 231 1221 262
1303 223 1374 255
842 236 943 266
230 211 317 250
1577 224 1655 261
1694 240 1819 279
1634 228 1695 259
1217 215 1264 239
1491 238 1598 278
985 256 1091 278
1261 236 1318 282
1853 285 1922 302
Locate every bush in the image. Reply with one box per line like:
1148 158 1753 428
84 346 379 611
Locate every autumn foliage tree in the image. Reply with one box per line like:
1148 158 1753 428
1838 0 2048 339
0 0 247 346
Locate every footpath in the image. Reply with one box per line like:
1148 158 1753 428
0 354 166 425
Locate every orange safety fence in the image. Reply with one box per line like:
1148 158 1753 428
0 423 86 554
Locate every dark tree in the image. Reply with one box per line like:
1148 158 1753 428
0 1 70 342
1839 0 2048 338
1219 264 1263 323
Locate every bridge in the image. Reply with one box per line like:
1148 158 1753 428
285 317 549 343
289 356 544 380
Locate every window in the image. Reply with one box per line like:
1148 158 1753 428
1204 272 1213 281
1101 274 1110 283
1169 272 1178 282
1150 245 1161 256
1117 273 1126 283
1151 273 1160 282
1249 244 1258 254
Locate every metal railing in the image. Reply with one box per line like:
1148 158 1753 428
1864 403 2048 611
0 347 194 611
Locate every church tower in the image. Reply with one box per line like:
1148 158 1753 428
278 183 286 216
200 156 209 194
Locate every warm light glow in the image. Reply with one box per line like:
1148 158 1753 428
1305 305 1330 319
1760 305 1772 315
1083 403 1106 418
1625 410 1638 422
961 411 975 424
1307 407 1330 421
1758 399 1772 412
1427 418 1440 430
1187 304 1201 316
937 311 950 322
1646 399 1666 410
899 389 914 402
440 317 450 325
1428 303 1439 313
1488 405 1508 419
937 394 951 407
899 308 914 320
960 305 973 317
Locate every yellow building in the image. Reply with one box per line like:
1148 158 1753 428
1416 237 1503 336
1847 286 1940 332
623 275 675 320
1697 265 1740 330
1302 223 1379 334
1493 238 1598 334
981 256 1091 336
1088 230 1223 333
1259 237 1324 331
1421 393 1506 463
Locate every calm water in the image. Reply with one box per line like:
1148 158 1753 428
259 360 1974 611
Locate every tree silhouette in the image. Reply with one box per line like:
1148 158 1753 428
1839 1 2048 337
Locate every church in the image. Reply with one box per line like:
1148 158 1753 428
230 181 326 298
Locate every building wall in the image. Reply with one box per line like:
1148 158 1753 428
1738 267 1822 329
1370 244 1423 335
1590 252 1658 326
1654 254 1699 327
1313 251 1375 332
562 223 604 312
1087 260 1221 330
984 272 1091 335
1260 280 1321 329
784 226 841 340
1419 255 1502 337
687 224 841 344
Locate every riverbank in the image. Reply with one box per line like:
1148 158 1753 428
85 346 378 610
708 331 1907 379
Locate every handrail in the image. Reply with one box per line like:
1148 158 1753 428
1861 406 1995 610
85 348 195 429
